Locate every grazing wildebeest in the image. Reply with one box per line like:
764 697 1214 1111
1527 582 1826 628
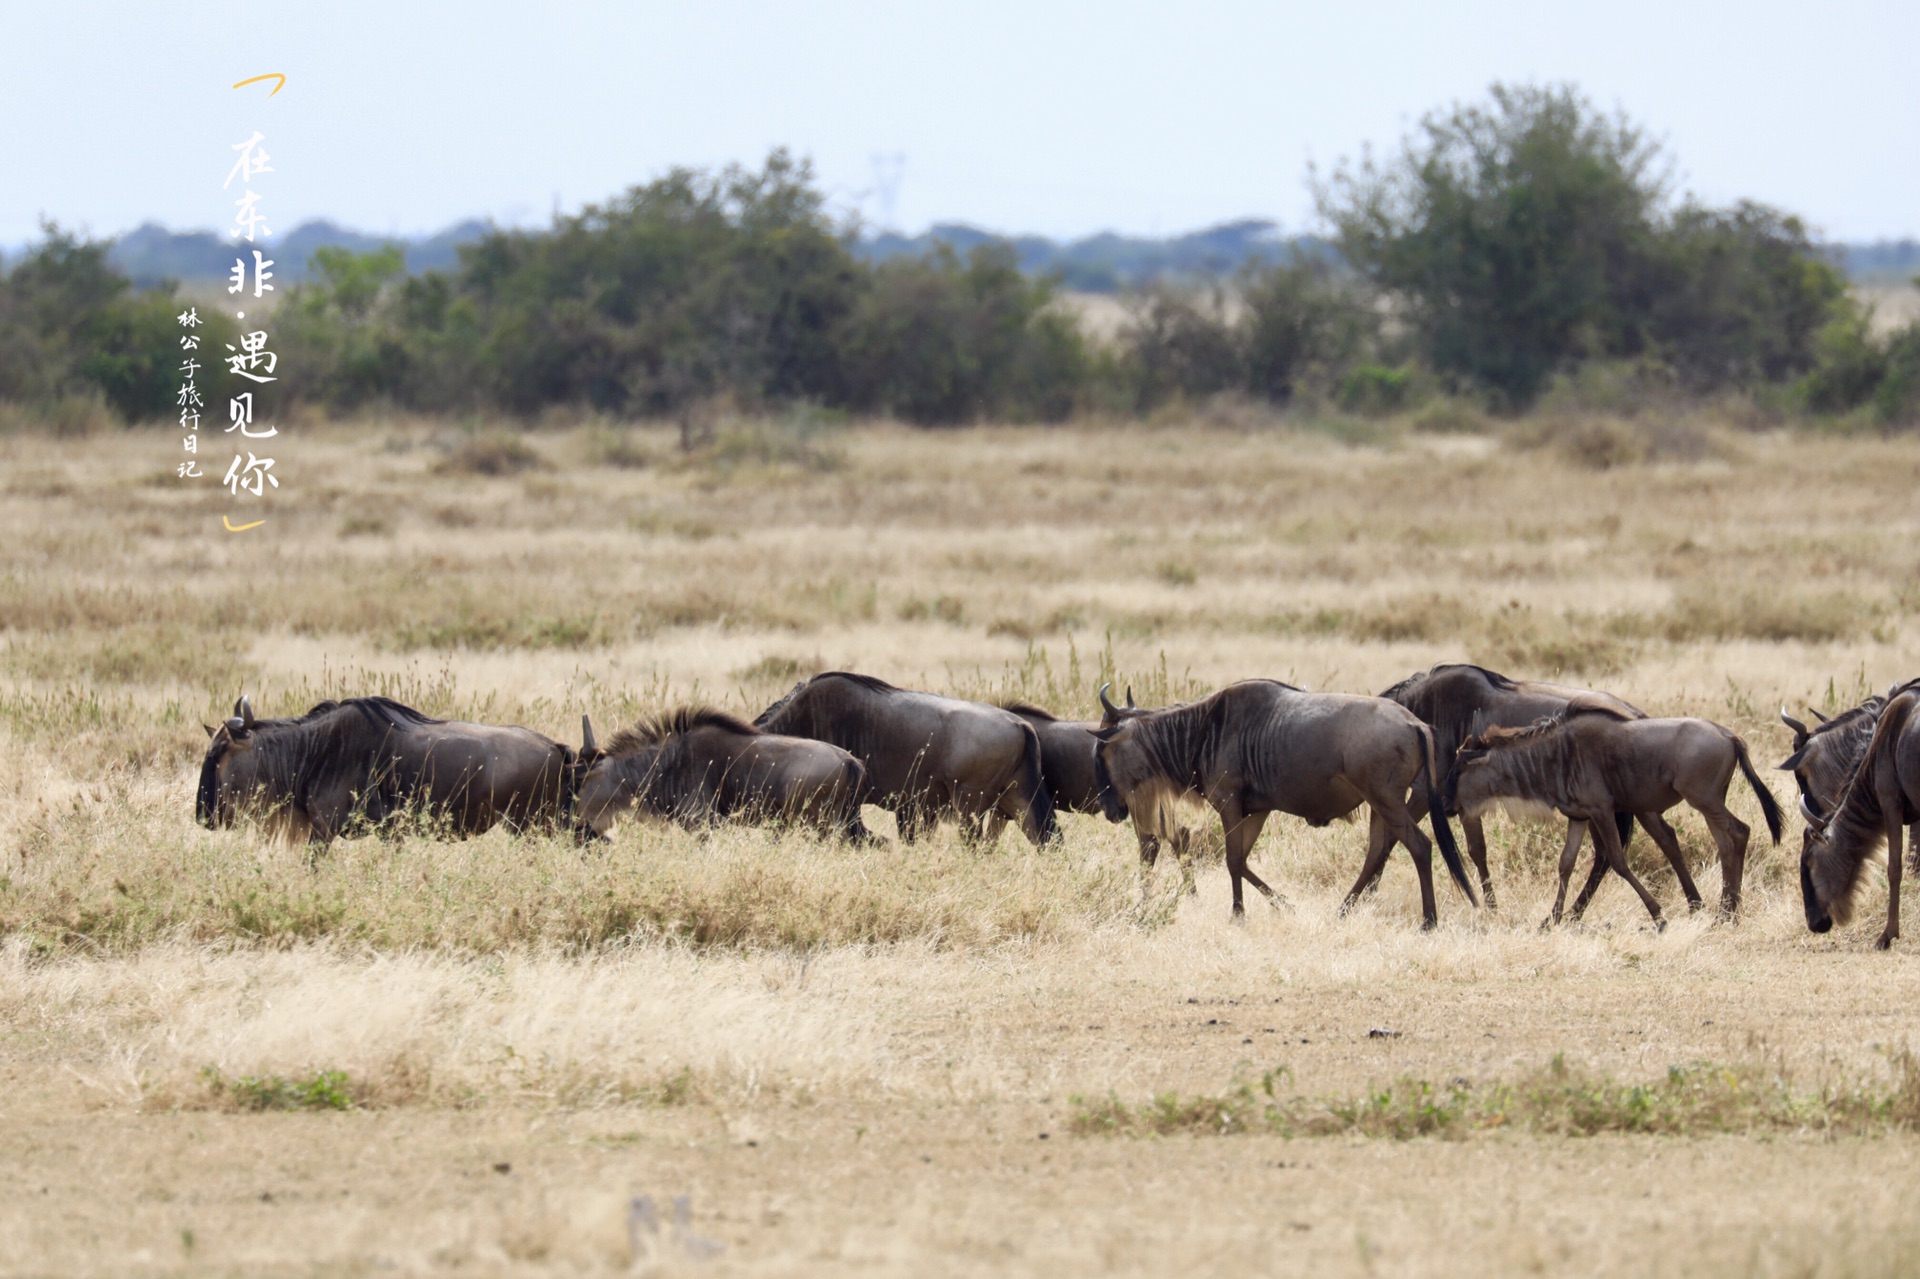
1799 687 1920 949
1380 663 1648 908
1089 679 1472 927
196 695 575 849
574 707 874 841
1446 706 1783 928
999 690 1200 888
755 672 1058 846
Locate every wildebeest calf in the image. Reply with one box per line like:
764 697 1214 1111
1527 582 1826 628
1380 662 1648 908
1446 706 1783 927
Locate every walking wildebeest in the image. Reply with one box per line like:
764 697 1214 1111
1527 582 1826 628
574 707 874 841
196 695 575 849
1380 663 1648 908
1089 679 1473 927
755 672 1058 846
999 691 1200 889
1799 686 1920 949
1445 705 1783 928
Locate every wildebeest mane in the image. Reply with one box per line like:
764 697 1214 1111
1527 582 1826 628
1822 692 1917 853
606 706 762 755
1119 686 1242 790
998 701 1059 721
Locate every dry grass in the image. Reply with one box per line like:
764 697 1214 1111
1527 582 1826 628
5 411 1920 1274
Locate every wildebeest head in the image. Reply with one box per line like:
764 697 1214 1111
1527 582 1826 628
1090 684 1155 821
196 694 258 828
1090 688 1196 834
1442 721 1560 823
1798 795 1843 933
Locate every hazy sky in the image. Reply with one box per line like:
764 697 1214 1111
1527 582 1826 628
6 0 1916 248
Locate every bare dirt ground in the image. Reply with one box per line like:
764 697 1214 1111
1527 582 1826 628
3 413 1919 1276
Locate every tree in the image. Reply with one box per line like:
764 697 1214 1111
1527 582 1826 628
1318 83 1667 406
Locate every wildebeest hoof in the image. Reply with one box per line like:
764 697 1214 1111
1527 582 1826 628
1876 933 1897 951
1686 899 1705 913
1652 916 1667 934
1420 917 1437 932
1538 915 1557 933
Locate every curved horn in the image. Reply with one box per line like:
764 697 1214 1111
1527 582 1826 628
581 714 597 754
225 716 246 733
1125 685 1137 709
1780 706 1810 743
1098 683 1120 718
1800 794 1826 829
232 696 247 717
1809 706 1830 724
239 695 255 727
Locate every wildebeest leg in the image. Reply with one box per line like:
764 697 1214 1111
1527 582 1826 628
1172 827 1198 897
1133 830 1162 901
1567 848 1611 922
1690 797 1750 919
1218 801 1275 919
1460 812 1498 910
1879 804 1904 950
982 811 1010 845
1340 810 1396 917
1543 819 1588 929
1386 802 1445 930
1590 807 1664 928
1636 812 1704 913
1909 824 1919 877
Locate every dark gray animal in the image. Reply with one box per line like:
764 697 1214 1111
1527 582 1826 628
1446 706 1783 928
196 695 575 848
574 708 874 841
755 672 1058 846
1800 687 1920 949
1000 690 1199 888
1780 682 1920 861
1380 663 1648 907
1090 679 1471 926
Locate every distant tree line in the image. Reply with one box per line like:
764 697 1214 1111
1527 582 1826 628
3 84 1916 430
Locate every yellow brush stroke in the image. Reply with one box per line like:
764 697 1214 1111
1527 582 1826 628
222 515 267 533
231 73 287 96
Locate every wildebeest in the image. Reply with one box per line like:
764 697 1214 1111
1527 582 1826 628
196 695 575 848
755 672 1058 846
1780 681 1920 873
574 707 874 841
1799 686 1920 949
1089 679 1472 926
999 690 1200 888
1445 706 1783 927
1380 663 1648 908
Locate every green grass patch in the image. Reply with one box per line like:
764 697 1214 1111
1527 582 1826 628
1071 1051 1920 1140
204 1068 357 1112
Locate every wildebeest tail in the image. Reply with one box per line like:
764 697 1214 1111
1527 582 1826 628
1017 722 1060 844
1615 810 1636 851
1732 734 1785 845
1418 723 1477 906
841 756 875 841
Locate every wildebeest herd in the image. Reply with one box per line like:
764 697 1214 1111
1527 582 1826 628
194 664 1920 949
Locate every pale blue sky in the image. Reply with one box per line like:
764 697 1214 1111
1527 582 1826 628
5 0 1915 248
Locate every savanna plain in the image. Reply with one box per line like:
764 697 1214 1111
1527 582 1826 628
6 409 1920 1278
